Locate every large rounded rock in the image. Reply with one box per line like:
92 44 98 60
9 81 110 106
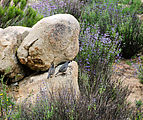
17 14 80 71
0 26 31 82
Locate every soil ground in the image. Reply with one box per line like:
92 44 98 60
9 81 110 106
113 56 143 107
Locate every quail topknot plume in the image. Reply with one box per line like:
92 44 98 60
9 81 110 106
55 61 70 76
47 62 55 79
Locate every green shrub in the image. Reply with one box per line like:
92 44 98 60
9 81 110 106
0 74 15 119
119 13 143 58
118 0 143 14
133 100 143 120
0 0 43 28
138 64 143 84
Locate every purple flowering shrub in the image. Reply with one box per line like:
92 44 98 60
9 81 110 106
18 82 134 120
31 0 83 19
77 23 121 90
81 0 143 58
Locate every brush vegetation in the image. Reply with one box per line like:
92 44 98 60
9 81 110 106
0 0 143 119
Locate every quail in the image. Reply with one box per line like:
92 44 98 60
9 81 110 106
47 63 55 79
55 61 70 76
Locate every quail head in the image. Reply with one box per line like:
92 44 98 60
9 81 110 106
55 61 70 76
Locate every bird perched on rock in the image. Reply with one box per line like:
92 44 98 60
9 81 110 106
47 62 55 79
55 61 70 76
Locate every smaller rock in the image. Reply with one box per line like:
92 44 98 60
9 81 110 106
11 61 80 104
0 26 31 82
139 14 143 21
0 28 3 32
137 14 143 21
